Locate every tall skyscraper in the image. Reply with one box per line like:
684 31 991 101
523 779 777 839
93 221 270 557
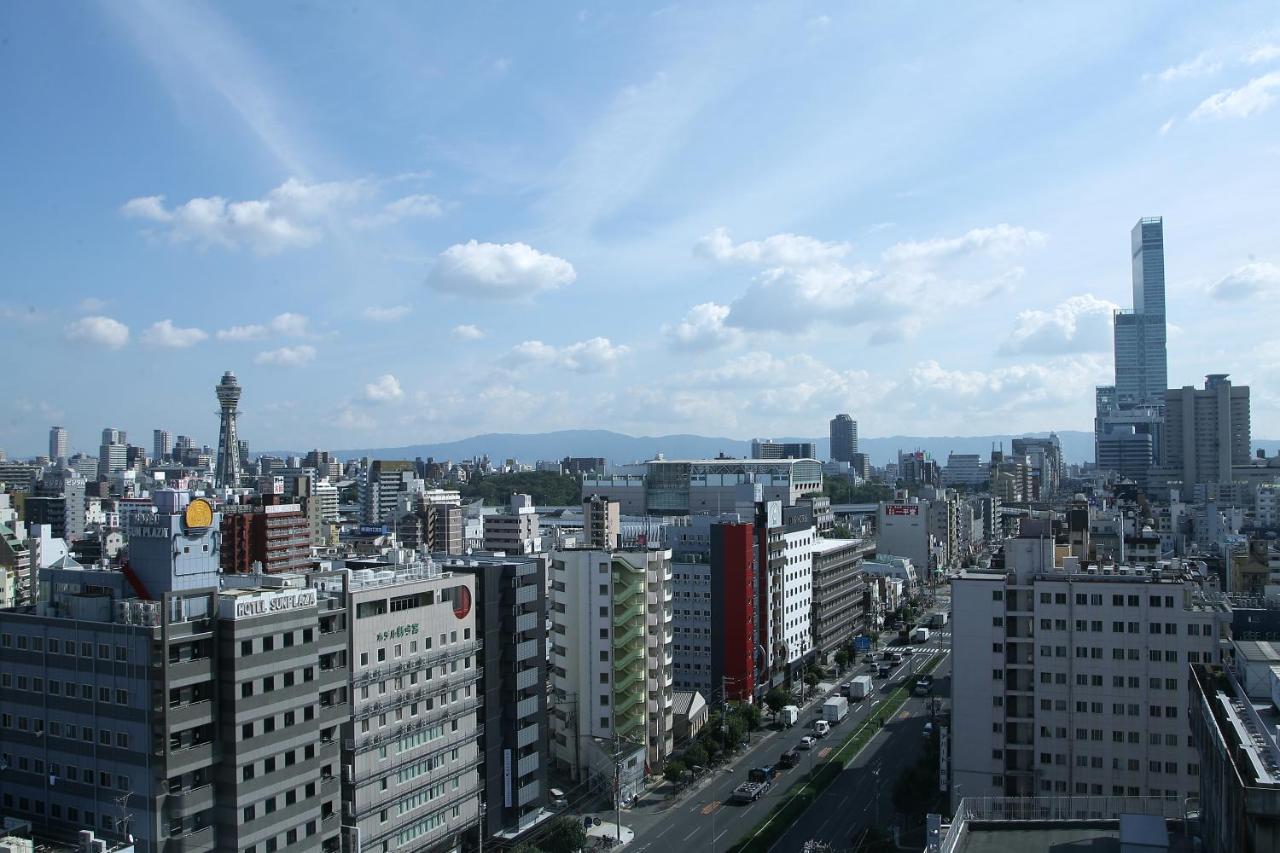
1162 374 1251 490
829 413 857 463
215 370 243 488
1113 217 1168 408
48 425 67 461
153 428 172 461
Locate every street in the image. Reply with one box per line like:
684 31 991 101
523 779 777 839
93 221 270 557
616 640 950 853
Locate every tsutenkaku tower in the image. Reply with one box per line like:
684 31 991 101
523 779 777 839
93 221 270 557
215 370 243 488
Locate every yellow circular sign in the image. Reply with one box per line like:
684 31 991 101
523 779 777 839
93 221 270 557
184 498 213 530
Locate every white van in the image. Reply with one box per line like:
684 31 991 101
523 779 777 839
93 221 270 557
814 720 831 738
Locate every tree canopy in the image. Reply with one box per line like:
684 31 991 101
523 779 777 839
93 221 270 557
449 471 581 507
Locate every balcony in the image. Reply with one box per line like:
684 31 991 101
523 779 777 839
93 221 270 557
517 751 540 777
166 784 214 816
516 779 541 807
167 827 214 853
515 584 538 606
166 743 215 776
515 612 538 634
514 639 539 662
516 696 540 720
166 700 214 729
517 723 540 749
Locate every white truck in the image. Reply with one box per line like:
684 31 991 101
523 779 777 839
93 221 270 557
911 627 930 643
929 612 948 628
780 705 800 727
848 675 873 700
822 696 849 724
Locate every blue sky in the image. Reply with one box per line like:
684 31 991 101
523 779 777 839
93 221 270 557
3 1 1279 457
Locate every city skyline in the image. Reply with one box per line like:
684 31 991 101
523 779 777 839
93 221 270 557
3 3 1280 455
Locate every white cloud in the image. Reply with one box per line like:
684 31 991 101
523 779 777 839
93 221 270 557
142 319 209 348
998 294 1119 356
1246 44 1280 65
216 323 268 341
503 337 629 373
428 241 576 299
1159 117 1175 135
725 263 906 332
269 312 310 337
907 356 1109 416
363 374 404 403
661 302 741 351
216 312 310 341
76 297 108 313
1190 71 1280 120
881 224 1047 264
254 345 316 367
64 316 129 349
1208 261 1280 300
1151 52 1222 82
122 177 445 252
452 324 485 340
353 194 445 229
333 407 376 430
363 305 412 322
696 227 851 267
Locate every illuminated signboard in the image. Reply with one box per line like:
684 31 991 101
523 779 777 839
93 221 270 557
884 505 920 517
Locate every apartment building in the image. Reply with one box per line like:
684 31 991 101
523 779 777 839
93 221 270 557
581 458 822 516
810 537 871 662
549 548 673 803
481 494 541 555
313 560 482 853
446 554 549 839
952 529 1223 811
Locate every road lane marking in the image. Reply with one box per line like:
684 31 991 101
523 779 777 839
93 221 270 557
818 747 833 758
683 828 699 841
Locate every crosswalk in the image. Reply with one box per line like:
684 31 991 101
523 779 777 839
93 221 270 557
881 630 951 656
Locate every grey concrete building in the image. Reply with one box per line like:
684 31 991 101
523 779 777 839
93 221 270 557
0 489 346 853
446 554 549 841
810 537 871 661
1161 374 1251 492
312 559 482 853
829 414 858 463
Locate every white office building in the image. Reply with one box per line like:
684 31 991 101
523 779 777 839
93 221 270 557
951 528 1224 810
549 548 674 802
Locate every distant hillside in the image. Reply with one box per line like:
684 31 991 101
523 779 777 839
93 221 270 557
261 428 1119 466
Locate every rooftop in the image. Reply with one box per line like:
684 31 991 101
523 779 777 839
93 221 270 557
939 798 1194 853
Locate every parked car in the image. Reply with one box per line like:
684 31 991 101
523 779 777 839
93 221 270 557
799 736 816 750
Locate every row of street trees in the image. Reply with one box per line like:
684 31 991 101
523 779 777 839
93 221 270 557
662 700 764 785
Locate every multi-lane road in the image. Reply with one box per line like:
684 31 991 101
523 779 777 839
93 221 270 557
615 639 950 853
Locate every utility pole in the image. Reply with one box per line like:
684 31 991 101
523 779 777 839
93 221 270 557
613 733 622 844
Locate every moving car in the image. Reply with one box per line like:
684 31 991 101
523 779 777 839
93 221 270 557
779 749 801 768
732 781 770 803
814 720 831 738
799 736 816 749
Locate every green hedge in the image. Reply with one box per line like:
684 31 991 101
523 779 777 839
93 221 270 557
727 654 941 853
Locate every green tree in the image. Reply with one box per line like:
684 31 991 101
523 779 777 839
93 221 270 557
803 668 821 700
724 715 747 748
827 523 854 539
700 732 724 762
448 470 582 507
542 816 589 853
663 759 686 786
682 742 708 768
834 648 853 672
764 686 790 721
733 701 764 731
510 844 544 853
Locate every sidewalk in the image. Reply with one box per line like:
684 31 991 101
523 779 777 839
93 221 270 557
583 816 634 849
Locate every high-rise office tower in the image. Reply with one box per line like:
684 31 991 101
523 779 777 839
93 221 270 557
829 414 857 463
153 429 172 461
1162 374 1251 490
48 426 67 462
215 370 243 488
1113 217 1168 408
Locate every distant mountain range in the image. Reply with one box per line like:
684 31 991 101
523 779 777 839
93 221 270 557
257 428 1222 467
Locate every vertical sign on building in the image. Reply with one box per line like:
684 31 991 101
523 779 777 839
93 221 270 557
939 724 950 792
503 748 513 808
